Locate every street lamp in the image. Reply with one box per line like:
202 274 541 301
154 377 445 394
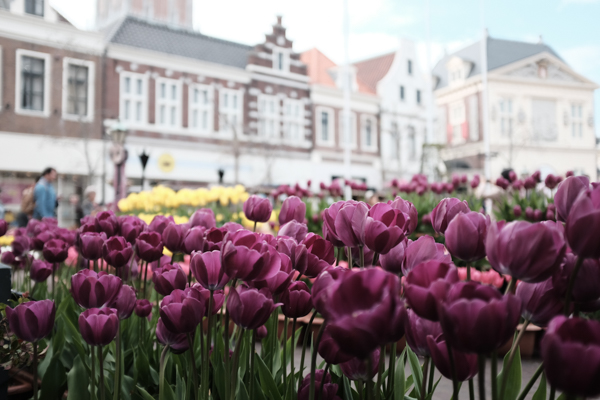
107 121 129 208
139 150 150 191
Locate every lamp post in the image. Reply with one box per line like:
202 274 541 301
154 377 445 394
107 121 128 209
139 150 149 192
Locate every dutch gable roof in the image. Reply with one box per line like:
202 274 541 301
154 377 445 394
353 52 395 94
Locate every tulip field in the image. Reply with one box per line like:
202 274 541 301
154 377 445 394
1 171 599 400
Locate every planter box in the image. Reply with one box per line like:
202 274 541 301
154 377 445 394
497 323 541 358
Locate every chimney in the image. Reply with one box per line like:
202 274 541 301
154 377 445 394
276 15 282 26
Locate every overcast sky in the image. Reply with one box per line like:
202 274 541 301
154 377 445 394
51 0 600 136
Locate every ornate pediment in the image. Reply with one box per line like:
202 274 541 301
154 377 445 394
504 59 583 83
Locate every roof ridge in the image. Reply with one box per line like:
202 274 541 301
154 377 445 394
352 50 396 65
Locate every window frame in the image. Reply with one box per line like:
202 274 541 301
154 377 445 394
283 98 304 143
416 90 422 105
449 101 466 144
155 77 182 128
272 47 290 72
315 106 335 147
62 57 95 122
571 103 583 138
499 97 515 138
360 114 378 152
119 71 148 126
15 49 51 117
24 0 44 16
338 110 358 150
188 83 214 134
408 59 413 75
257 94 280 139
400 86 405 101
219 88 244 135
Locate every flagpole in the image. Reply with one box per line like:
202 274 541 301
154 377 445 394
342 0 352 200
480 0 492 212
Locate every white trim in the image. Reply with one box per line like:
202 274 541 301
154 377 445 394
14 48 51 117
272 46 290 73
247 64 310 83
218 88 244 135
257 94 280 138
283 98 305 144
119 71 149 127
0 46 3 113
315 106 335 147
339 110 358 150
155 77 182 128
188 83 214 135
62 57 95 122
360 114 378 152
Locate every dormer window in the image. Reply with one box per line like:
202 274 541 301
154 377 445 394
408 60 413 75
446 57 472 86
272 48 288 72
25 0 44 16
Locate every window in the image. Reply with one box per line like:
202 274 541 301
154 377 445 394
390 122 399 159
272 48 288 72
532 99 557 141
449 101 466 144
416 90 422 105
407 126 417 160
283 99 304 142
219 89 243 134
338 111 357 149
189 84 213 133
571 104 583 138
400 86 405 101
15 49 50 116
62 58 94 120
408 60 412 75
25 0 44 16
258 95 280 138
120 72 147 124
155 78 181 127
468 95 479 141
499 98 514 137
361 116 377 150
316 107 334 146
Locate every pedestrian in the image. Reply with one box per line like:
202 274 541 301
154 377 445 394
33 168 58 220
16 177 38 227
82 186 97 217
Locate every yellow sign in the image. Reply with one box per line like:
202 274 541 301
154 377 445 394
158 153 175 173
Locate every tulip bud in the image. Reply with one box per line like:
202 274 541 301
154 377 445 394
103 236 134 268
156 318 189 353
301 233 335 278
227 286 280 330
404 309 442 357
1 251 16 266
340 349 380 381
363 203 408 255
243 195 272 223
119 216 146 244
159 290 204 333
135 299 153 318
405 260 458 321
71 269 123 309
280 281 312 319
190 250 230 290
516 278 563 327
0 220 7 237
162 222 187 254
42 239 69 263
388 196 418 234
496 177 510 190
152 263 188 296
553 253 600 303
12 235 30 257
256 325 268 340
31 230 56 251
298 370 339 400
513 204 522 217
6 300 55 342
333 201 369 248
30 260 53 283
430 198 470 235
95 211 119 237
148 215 175 235
278 220 308 243
427 334 477 382
136 231 164 262
109 284 136 320
279 196 306 225
78 308 119 346
182 227 206 254
444 212 488 262
189 208 216 229
322 201 346 247
565 186 600 258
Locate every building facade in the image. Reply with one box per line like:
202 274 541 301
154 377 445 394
96 0 194 30
434 36 598 179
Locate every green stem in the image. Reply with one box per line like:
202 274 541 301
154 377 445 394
187 333 200 400
224 308 231 400
253 221 257 232
466 264 471 281
113 324 121 400
359 246 365 269
143 260 149 299
282 316 288 388
491 352 498 400
98 346 105 400
33 341 38 400
229 328 245 400
319 363 330 400
290 318 297 393
159 346 170 400
549 386 556 400
446 341 459 400
366 356 373 400
428 356 435 394
347 247 353 269
469 379 475 400
500 320 530 400
504 278 516 295
249 330 256 400
52 264 56 300
516 363 544 400
204 290 214 400
478 354 486 400
299 311 317 393
91 345 97 400
372 252 379 267
387 342 397 396
564 257 583 315
375 345 385 400
421 357 429 400
336 247 341 266
308 323 326 400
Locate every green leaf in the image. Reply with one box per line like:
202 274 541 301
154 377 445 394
175 365 186 400
39 356 67 400
135 385 155 400
555 394 566 400
135 347 151 388
406 347 423 399
342 375 355 400
532 372 547 400
394 350 406 400
496 347 522 400
255 353 283 400
67 355 90 400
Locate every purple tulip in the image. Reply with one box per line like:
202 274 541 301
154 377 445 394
148 215 175 235
444 212 488 262
109 284 136 320
553 253 600 303
298 370 341 400
136 231 164 262
427 334 478 382
278 220 308 243
471 175 481 189
280 281 312 319
363 203 408 255
103 236 134 269
334 201 369 248
78 308 119 346
135 299 153 318
486 220 566 283
404 309 442 357
379 240 406 274
318 325 353 365
555 176 590 222
95 210 119 237
256 325 268 340
277 237 308 275
42 239 69 263
1 251 16 266
189 208 216 229
301 233 335 278
186 284 224 316
542 316 600 397
439 281 522 353
12 235 30 257
182 227 206 254
119 216 146 244
516 278 563 327
279 196 306 225
565 186 600 258
523 177 536 190
160 290 204 333
156 318 189 353
513 205 522 218
0 220 7 237
311 267 348 319
153 263 187 296
404 260 458 321
431 198 470 235
30 260 53 282
322 201 346 247
340 349 380 381
6 300 55 342
251 253 295 295
243 195 272 223
325 269 404 358
162 222 187 254
190 250 229 290
80 232 107 260
227 286 280 330
388 196 418 234
525 207 534 221
31 230 56 251
71 269 123 309
221 233 280 282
